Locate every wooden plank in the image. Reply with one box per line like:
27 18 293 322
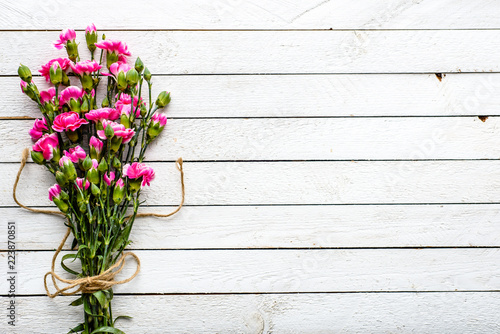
2 204 500 250
4 73 500 118
2 30 500 75
3 117 500 162
5 161 500 207
2 248 500 294
3 293 500 333
1 0 499 30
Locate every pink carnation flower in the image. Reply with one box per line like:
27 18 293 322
123 162 155 187
39 58 71 82
29 118 48 142
70 60 102 76
104 171 115 186
97 120 135 143
20 80 28 93
48 184 62 201
54 29 76 50
85 108 120 122
95 40 131 57
40 88 56 104
89 136 103 154
53 112 89 132
116 178 125 188
59 86 85 105
58 155 73 167
85 23 96 34
115 93 142 117
103 62 132 77
32 133 59 160
151 112 168 127
64 146 86 163
75 177 90 190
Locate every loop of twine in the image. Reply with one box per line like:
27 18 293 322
14 148 185 298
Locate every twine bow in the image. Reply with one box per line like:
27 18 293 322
13 148 185 297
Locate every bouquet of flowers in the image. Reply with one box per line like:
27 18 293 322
17 24 176 333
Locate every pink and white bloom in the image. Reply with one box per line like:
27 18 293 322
97 120 135 143
58 155 73 167
48 184 62 201
89 136 103 157
85 108 120 122
32 133 59 160
29 118 49 141
39 58 71 82
54 29 76 50
85 23 96 34
40 88 56 104
70 60 102 76
103 62 132 77
116 178 125 188
150 112 167 127
123 162 155 186
64 146 86 163
75 177 90 190
59 86 85 106
95 40 131 57
52 112 89 132
104 171 115 186
115 93 142 117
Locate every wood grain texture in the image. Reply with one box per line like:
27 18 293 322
3 117 500 162
2 293 500 333
5 73 500 118
1 0 499 30
5 161 500 207
2 30 500 75
1 204 500 250
3 248 500 294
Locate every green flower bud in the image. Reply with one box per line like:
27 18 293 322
140 105 147 117
69 99 81 113
51 148 61 164
97 159 108 173
31 151 45 165
101 96 110 108
88 168 100 184
120 113 130 128
117 71 127 91
81 98 89 113
55 171 68 187
79 202 87 213
82 156 93 171
53 197 69 213
106 52 119 68
128 178 142 193
143 67 152 81
110 136 123 152
85 28 98 52
66 129 79 142
61 159 77 182
113 182 125 203
66 40 79 63
91 183 100 196
126 69 139 86
135 57 144 73
81 74 94 92
60 190 69 201
112 157 121 169
104 124 114 139
61 72 71 86
18 64 32 83
155 91 171 108
49 65 63 85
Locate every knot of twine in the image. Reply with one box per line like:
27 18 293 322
14 148 185 298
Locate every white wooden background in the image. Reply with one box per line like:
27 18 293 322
1 0 500 333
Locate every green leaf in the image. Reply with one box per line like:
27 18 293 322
83 300 104 318
61 254 80 276
93 290 108 308
69 296 83 306
67 323 84 333
113 315 132 326
90 326 126 334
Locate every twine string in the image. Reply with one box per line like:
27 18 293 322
14 148 185 298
